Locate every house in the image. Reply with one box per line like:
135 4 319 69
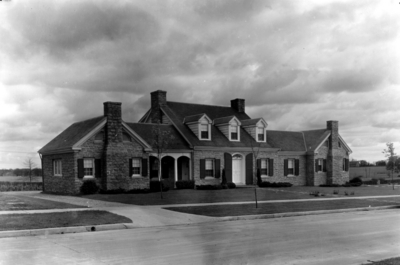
38 90 352 194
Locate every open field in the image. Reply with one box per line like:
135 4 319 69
0 211 132 231
83 185 400 206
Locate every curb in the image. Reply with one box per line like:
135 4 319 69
0 205 398 239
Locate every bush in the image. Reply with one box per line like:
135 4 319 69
350 177 363 184
227 182 236 189
150 180 169 192
196 185 223 190
80 181 99 195
176 180 195 189
258 181 293 188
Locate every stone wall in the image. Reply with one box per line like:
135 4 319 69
42 152 77 194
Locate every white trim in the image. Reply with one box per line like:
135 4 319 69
83 158 95 179
313 133 331 152
131 158 142 177
72 119 107 149
199 123 211 141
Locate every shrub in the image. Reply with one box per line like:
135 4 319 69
227 182 236 189
150 180 169 192
175 180 195 189
258 181 293 188
196 185 223 190
350 177 363 184
80 181 99 195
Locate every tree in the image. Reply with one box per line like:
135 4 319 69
375 160 387 167
152 126 174 199
23 157 36 185
382 143 398 190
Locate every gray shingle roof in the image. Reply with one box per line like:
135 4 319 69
302 129 330 151
267 130 307 151
213 116 236 125
39 116 105 154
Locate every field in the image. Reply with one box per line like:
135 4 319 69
0 176 42 182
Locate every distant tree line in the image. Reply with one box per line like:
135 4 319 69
0 168 42 177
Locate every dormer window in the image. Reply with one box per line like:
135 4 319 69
231 125 238 140
257 127 264 141
200 124 210 140
214 116 241 142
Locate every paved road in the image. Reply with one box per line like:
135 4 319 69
0 209 399 265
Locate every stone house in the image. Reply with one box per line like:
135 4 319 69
38 90 352 194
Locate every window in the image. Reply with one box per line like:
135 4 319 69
200 124 209 139
257 127 264 141
230 125 238 140
205 159 214 177
53 159 62 176
325 140 329 148
343 158 349 171
338 141 342 148
123 132 131 142
260 159 268 176
84 158 94 178
317 159 322 172
131 158 141 176
288 159 294 175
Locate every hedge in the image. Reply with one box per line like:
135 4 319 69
0 182 42 192
258 181 293 188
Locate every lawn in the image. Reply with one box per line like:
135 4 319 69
0 211 132 231
0 176 42 182
164 199 400 217
0 194 84 211
83 185 400 206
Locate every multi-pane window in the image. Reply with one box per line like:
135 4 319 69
132 158 141 175
288 159 294 175
260 159 268 176
84 159 94 177
231 125 238 140
205 159 214 177
53 159 62 176
257 127 264 141
317 159 323 172
200 124 209 139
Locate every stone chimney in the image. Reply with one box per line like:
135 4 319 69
231 98 245 113
327 121 339 149
150 90 167 123
103 102 122 144
326 120 339 185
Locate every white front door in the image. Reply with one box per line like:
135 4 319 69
232 154 243 184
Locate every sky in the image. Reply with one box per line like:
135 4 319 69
0 0 399 169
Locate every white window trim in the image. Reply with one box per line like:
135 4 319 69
256 127 266 143
260 158 268 177
83 158 95 179
229 124 240 142
287 158 295 177
131 158 142 177
199 123 211 141
53 159 62 177
205 158 215 179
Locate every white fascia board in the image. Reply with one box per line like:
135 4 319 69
313 133 331 153
72 118 107 150
122 122 153 150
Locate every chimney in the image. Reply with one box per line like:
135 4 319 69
327 120 339 149
103 102 122 143
150 90 167 123
151 90 167 108
231 98 245 113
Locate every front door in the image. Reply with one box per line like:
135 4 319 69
232 154 243 184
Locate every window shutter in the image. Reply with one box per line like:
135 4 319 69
142 159 148 177
52 159 55 175
268 159 274 176
200 159 205 179
129 159 132 177
315 159 318 172
95 159 101 178
257 159 261 170
224 153 232 182
323 159 327 172
284 159 288 176
215 159 221 178
295 159 300 176
78 159 84 179
245 154 253 185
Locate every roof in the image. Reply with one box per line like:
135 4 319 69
213 116 238 125
39 116 105 154
126 123 190 150
302 129 330 151
241 118 265 127
267 130 307 151
183 113 208 123
160 102 273 148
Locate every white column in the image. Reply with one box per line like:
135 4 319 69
174 158 178 187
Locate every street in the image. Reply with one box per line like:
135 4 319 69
0 209 399 265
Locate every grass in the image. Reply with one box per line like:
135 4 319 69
0 211 132 231
0 194 85 211
362 257 400 265
0 176 42 182
83 185 400 206
164 199 400 217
